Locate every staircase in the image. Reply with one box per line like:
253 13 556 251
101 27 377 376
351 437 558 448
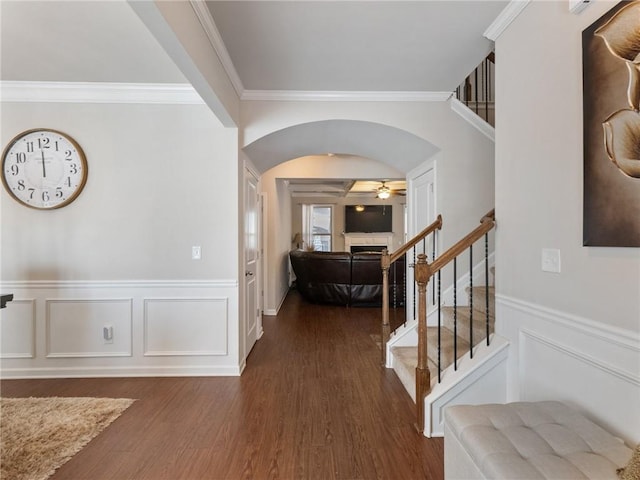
391 284 496 402
380 210 508 436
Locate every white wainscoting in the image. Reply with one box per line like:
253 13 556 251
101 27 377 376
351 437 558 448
496 294 640 445
47 298 133 358
0 280 240 378
0 299 36 358
143 298 227 356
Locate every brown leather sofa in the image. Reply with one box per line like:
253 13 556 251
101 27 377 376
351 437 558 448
289 250 405 307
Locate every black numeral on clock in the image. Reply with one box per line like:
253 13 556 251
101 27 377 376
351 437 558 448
38 137 50 149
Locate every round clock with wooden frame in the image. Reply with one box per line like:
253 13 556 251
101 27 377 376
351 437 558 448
1 128 88 210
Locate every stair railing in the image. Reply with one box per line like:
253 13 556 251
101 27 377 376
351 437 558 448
381 215 442 365
455 52 495 127
413 209 495 432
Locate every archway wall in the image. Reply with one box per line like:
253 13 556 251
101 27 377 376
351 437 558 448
241 100 495 314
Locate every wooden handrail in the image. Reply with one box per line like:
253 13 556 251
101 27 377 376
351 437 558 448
429 210 494 275
381 208 496 433
381 214 443 365
389 215 442 264
413 209 495 433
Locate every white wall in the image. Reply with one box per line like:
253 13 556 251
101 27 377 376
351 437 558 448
0 99 241 377
495 1 639 444
243 101 495 314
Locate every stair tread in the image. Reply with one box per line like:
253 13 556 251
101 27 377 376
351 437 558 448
392 326 471 381
463 285 495 310
390 346 438 392
389 281 496 399
427 326 469 368
441 305 494 345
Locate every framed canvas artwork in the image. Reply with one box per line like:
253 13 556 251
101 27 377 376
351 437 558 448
582 0 640 247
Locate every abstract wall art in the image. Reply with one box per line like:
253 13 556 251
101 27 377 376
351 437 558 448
583 0 640 247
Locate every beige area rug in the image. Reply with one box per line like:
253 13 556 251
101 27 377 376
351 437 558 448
1 396 135 480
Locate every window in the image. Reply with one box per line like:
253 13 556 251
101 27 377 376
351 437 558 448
302 204 332 251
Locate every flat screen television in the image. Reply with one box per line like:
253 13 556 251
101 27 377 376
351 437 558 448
344 205 392 233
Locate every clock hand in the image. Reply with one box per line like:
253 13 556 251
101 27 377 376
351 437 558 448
41 150 47 178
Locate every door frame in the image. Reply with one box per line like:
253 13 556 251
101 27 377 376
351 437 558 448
242 166 263 365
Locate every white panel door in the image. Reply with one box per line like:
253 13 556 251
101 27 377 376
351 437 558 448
406 166 436 320
411 167 436 245
244 169 260 359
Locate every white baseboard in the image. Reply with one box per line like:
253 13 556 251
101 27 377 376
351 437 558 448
0 365 242 379
264 287 289 316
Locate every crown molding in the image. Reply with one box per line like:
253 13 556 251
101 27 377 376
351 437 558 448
484 0 531 41
189 0 244 98
0 81 204 104
241 90 453 102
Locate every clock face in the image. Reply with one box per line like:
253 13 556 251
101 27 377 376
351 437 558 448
2 129 88 209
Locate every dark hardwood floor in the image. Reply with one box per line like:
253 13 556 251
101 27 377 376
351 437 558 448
1 291 443 480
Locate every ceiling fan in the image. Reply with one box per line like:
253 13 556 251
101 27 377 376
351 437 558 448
375 181 405 199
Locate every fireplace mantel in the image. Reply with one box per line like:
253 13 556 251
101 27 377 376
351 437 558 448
343 233 393 252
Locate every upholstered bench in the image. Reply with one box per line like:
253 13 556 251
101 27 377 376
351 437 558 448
444 401 634 479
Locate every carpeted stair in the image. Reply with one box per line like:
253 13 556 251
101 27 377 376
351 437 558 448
390 286 495 401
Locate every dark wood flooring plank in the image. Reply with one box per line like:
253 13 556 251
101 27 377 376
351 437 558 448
1 291 443 479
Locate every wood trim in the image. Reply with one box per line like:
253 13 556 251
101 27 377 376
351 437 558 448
390 215 443 264
430 210 494 274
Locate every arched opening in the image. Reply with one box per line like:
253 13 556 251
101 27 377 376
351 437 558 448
243 120 440 315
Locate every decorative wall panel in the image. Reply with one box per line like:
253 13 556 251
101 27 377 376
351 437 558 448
143 298 228 356
0 299 36 358
46 299 133 357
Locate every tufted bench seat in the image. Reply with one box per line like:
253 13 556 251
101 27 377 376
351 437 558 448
444 401 633 479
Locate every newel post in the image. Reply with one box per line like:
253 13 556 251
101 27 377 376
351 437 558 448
414 253 432 433
381 249 391 365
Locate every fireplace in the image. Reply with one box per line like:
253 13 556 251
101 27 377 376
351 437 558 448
343 233 393 253
350 245 386 253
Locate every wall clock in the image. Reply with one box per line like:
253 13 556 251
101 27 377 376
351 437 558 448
1 128 88 209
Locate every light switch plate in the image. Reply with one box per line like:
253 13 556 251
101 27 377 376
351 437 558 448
542 248 561 273
192 246 201 260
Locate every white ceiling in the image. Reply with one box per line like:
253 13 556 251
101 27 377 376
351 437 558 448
1 1 507 93
205 1 508 93
0 1 186 84
1 0 506 176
